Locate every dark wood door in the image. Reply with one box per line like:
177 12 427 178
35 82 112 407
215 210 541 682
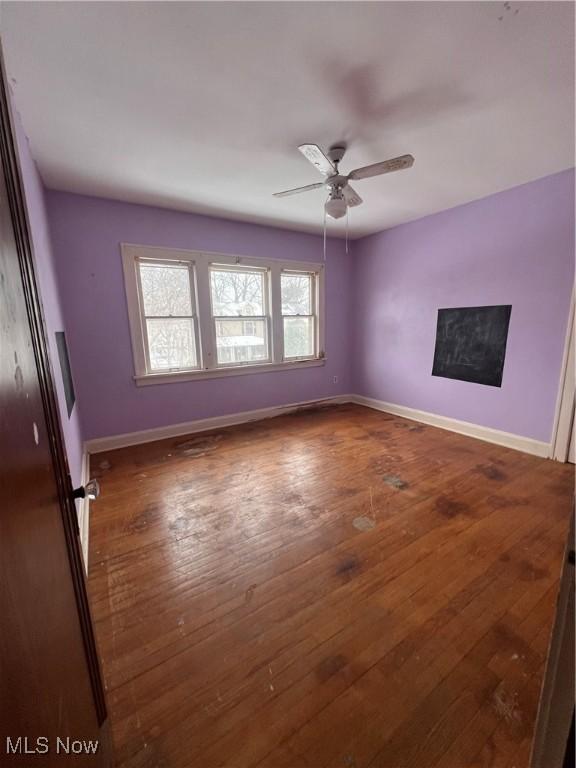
0 50 111 766
531 517 575 768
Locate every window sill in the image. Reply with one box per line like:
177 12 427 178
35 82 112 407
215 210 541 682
134 358 326 386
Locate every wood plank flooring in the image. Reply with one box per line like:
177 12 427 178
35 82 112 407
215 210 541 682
87 404 573 768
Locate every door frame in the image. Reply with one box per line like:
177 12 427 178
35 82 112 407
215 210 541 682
551 287 575 462
0 47 108 725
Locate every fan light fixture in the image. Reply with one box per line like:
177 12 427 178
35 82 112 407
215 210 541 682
325 193 347 220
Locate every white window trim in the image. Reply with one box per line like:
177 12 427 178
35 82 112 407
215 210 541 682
208 262 272 368
121 244 325 385
135 255 201 373
281 268 319 362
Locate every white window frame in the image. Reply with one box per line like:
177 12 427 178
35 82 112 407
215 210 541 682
281 269 319 362
209 263 272 368
121 244 325 385
135 256 201 374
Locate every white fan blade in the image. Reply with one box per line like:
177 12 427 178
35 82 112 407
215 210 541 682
348 154 414 181
298 144 336 176
343 185 363 207
273 182 324 198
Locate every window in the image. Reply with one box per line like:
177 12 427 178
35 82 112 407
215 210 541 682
122 245 324 383
209 266 270 366
281 271 316 359
138 260 198 371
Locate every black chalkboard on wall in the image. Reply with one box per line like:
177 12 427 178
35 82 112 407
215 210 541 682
432 305 512 387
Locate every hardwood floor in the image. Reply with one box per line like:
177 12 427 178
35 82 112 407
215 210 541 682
87 404 573 768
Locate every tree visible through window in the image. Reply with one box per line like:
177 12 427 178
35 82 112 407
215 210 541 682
139 262 198 371
210 267 269 365
281 272 315 359
123 245 324 379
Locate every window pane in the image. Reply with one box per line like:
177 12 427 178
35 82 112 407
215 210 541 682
140 263 192 317
210 269 264 316
215 318 268 365
146 318 197 370
281 273 312 315
283 317 314 358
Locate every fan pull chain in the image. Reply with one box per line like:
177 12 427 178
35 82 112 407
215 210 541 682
345 206 349 254
323 206 327 262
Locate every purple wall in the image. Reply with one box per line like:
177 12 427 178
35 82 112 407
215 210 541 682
352 169 575 443
13 105 85 484
28 164 573 447
46 191 353 441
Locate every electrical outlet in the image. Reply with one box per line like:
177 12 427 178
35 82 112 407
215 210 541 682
333 375 339 384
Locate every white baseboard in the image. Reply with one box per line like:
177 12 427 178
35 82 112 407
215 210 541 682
350 395 551 458
84 392 551 462
85 395 353 454
78 451 90 574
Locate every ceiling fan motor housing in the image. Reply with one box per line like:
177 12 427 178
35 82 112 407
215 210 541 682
327 174 348 191
327 144 347 165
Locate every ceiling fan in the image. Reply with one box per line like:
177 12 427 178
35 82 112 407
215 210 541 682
273 144 415 219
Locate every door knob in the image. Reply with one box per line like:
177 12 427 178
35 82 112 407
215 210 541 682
72 479 100 501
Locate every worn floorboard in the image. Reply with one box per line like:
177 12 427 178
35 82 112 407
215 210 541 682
87 404 573 768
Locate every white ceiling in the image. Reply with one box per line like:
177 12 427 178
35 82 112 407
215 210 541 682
2 1 574 238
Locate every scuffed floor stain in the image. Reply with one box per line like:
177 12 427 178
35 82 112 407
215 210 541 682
336 487 360 498
336 554 361 580
492 685 522 724
175 434 223 457
517 559 549 581
476 463 507 481
547 479 574 496
383 474 408 490
353 516 376 532
244 584 257 604
127 502 160 534
168 515 191 537
434 495 470 518
367 428 391 440
488 494 530 509
281 490 305 506
315 654 347 683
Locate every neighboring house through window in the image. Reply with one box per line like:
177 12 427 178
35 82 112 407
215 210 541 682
121 245 325 384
